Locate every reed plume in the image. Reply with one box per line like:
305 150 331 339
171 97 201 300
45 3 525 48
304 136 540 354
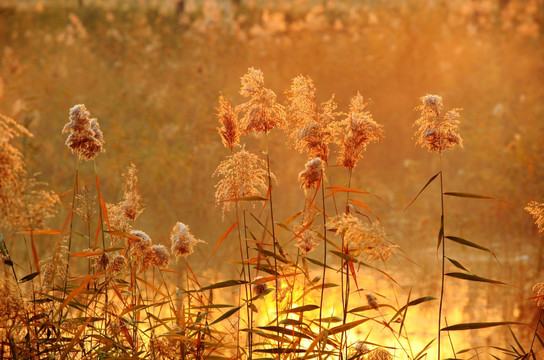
237 68 284 135
285 75 339 161
141 244 170 272
62 104 105 161
121 163 144 221
336 92 384 169
170 222 204 258
217 94 240 150
335 214 396 262
413 94 462 153
214 147 270 216
298 157 322 190
526 200 544 234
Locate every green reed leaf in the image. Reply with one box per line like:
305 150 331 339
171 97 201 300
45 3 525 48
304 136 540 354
280 304 319 314
328 318 369 335
445 272 506 285
443 192 495 200
208 306 242 327
405 172 440 210
254 348 306 354
441 321 523 331
258 326 313 340
198 280 248 292
19 271 40 283
388 296 437 325
445 236 498 261
306 256 336 270
446 257 469 272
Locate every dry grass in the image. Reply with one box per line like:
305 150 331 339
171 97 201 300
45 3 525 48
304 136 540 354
1 1 544 358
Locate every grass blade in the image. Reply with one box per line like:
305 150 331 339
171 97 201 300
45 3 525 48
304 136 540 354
445 272 506 285
405 172 440 210
445 235 498 261
442 322 523 331
446 257 469 272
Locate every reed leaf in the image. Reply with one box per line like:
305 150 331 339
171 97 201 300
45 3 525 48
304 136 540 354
446 257 469 272
445 235 498 261
442 321 523 331
19 271 40 283
445 272 506 285
405 172 440 210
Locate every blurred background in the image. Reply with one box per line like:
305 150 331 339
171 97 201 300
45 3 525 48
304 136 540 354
1 0 543 353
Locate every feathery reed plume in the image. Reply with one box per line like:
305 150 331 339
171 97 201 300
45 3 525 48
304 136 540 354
296 229 319 255
217 94 240 150
0 114 58 231
285 75 339 160
532 282 544 307
129 230 152 258
252 277 267 297
366 293 379 309
413 94 462 153
121 163 144 221
337 92 384 169
237 67 284 135
141 244 170 272
106 202 133 242
298 157 322 190
366 348 393 360
170 222 204 258
335 214 396 262
75 186 97 224
526 200 544 234
214 147 271 216
107 254 127 274
62 104 105 161
351 341 370 357
41 236 69 289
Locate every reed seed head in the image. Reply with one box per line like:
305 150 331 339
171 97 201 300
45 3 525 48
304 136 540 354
526 200 544 234
238 68 284 135
214 147 271 216
285 75 339 160
352 341 370 355
252 277 268 297
107 254 127 274
366 293 379 309
413 94 463 153
533 282 544 307
62 104 105 161
129 230 153 258
298 157 322 190
121 163 144 221
335 214 397 262
217 94 240 150
141 244 170 272
170 222 204 258
366 348 393 360
337 92 384 169
296 229 319 255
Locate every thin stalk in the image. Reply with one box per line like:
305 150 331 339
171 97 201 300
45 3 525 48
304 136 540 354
318 168 327 334
340 168 353 360
438 153 445 360
93 160 110 350
266 137 279 320
264 134 280 353
230 146 252 359
60 158 79 324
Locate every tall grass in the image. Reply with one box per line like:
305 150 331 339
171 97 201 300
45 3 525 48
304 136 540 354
1 2 544 358
1 63 541 359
